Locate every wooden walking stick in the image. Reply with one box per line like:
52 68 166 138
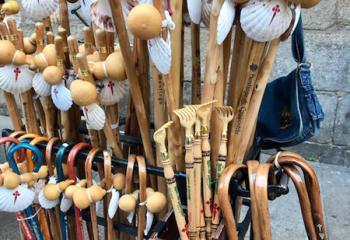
7 19 40 134
218 163 246 240
67 36 100 147
153 121 189 240
190 22 201 104
35 22 57 138
174 106 197 239
109 0 157 188
211 106 234 232
196 100 216 238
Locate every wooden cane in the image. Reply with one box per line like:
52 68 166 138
83 27 95 55
218 163 246 240
103 151 115 240
35 22 57 138
58 0 70 35
109 0 157 188
153 122 189 240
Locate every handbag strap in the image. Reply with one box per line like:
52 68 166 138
292 14 305 64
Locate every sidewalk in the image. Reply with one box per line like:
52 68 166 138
0 116 349 239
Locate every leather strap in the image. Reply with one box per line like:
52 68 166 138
292 15 305 63
85 147 102 240
45 137 60 176
217 163 246 240
136 156 147 240
267 151 327 239
103 151 114 240
125 154 136 194
283 165 317 239
68 142 92 240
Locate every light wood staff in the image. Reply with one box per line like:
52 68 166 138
233 40 279 162
67 36 100 147
153 0 184 171
190 23 201 104
201 0 224 104
58 0 70 35
83 27 95 55
153 121 189 240
7 19 40 134
35 22 57 138
76 53 124 159
109 0 157 188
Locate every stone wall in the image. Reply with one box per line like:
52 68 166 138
0 1 349 166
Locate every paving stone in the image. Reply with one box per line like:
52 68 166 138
310 93 337 144
334 93 350 145
338 0 350 26
303 0 337 30
286 141 345 165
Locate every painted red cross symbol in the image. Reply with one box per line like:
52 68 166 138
14 67 21 81
213 203 220 219
53 88 58 98
107 80 115 95
13 190 20 204
270 5 280 24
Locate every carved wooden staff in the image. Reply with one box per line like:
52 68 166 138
153 121 189 240
35 22 57 138
191 22 201 104
7 19 40 134
109 0 157 188
0 23 23 131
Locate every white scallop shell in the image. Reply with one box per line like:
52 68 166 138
82 103 106 130
148 34 171 75
91 0 115 32
108 189 120 219
79 0 96 24
51 82 73 111
0 65 34 95
240 0 293 42
22 0 59 20
144 210 154 235
31 179 46 204
187 0 202 24
201 0 212 27
217 0 235 45
0 185 35 212
33 72 51 97
38 189 59 209
127 210 135 224
60 193 73 213
98 79 128 106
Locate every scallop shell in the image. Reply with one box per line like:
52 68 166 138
108 189 120 219
98 79 128 106
33 72 51 97
127 210 135 224
240 0 293 42
0 65 34 95
60 193 73 212
187 0 202 24
201 0 212 27
38 188 59 209
91 0 115 32
31 179 46 204
22 0 59 20
0 185 35 212
79 0 96 24
144 210 154 235
217 0 235 45
51 82 73 111
148 34 171 75
82 103 106 130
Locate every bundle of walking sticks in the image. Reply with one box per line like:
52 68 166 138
0 0 327 239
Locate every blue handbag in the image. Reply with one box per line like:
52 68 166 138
256 15 324 149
